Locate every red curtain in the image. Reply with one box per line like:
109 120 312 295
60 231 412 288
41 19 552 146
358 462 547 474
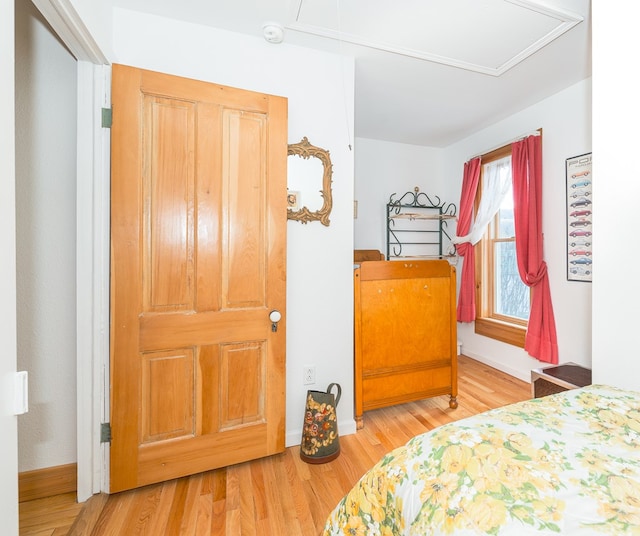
512 136 558 364
455 157 481 322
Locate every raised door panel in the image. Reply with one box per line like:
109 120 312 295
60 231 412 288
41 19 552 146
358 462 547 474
360 276 452 371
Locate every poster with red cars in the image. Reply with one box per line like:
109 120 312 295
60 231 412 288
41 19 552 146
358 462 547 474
566 152 592 282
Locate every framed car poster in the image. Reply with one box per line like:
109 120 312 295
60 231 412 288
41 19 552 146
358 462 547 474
566 152 592 282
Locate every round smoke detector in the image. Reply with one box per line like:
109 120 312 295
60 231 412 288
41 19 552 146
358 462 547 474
263 22 285 44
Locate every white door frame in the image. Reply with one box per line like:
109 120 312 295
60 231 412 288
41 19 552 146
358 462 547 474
75 62 111 500
1 0 19 532
30 0 110 501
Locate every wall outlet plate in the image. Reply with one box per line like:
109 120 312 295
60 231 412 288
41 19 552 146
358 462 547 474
303 365 316 385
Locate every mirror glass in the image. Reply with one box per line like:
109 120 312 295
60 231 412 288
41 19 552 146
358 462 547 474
288 154 324 212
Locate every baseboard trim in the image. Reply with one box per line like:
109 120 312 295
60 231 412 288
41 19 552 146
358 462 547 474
461 351 531 383
19 463 77 503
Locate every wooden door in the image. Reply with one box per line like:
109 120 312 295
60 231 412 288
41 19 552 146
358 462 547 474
109 64 287 493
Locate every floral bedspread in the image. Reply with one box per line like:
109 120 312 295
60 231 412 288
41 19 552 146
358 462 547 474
322 385 640 535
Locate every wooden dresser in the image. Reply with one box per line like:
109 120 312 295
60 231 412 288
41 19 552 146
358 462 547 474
354 259 458 428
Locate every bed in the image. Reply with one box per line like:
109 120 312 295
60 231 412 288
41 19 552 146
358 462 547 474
322 384 640 535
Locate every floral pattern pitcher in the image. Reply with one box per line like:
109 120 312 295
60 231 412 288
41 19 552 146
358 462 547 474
300 383 341 464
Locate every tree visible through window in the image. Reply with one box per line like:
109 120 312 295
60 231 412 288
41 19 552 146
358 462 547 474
475 148 530 346
493 181 530 320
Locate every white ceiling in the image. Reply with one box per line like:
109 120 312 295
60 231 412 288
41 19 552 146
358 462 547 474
108 0 591 147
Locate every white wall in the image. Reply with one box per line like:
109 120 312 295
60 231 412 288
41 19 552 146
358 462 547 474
70 0 112 56
34 0 113 60
1 0 19 531
15 0 78 471
442 79 592 382
591 5 640 390
354 138 446 255
111 8 356 445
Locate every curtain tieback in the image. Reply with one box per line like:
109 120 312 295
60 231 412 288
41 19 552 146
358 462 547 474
456 242 472 257
524 261 548 287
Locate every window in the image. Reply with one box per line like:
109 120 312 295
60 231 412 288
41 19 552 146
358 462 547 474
475 146 530 347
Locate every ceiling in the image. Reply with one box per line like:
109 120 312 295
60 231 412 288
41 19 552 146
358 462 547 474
108 0 591 148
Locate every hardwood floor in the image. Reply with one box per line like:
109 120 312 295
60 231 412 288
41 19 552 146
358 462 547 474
19 355 531 536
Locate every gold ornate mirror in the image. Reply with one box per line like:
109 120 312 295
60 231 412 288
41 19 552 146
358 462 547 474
287 137 333 226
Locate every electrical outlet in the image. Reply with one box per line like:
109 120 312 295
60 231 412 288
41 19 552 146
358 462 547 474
303 365 316 385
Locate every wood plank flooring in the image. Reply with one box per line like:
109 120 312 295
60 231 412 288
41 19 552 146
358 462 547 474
19 355 531 536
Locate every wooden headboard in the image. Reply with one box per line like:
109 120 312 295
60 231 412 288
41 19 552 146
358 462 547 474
354 249 385 262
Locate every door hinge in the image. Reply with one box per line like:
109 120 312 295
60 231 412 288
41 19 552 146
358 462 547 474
101 422 112 443
101 107 112 128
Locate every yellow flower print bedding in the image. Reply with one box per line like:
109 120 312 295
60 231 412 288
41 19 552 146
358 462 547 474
322 385 640 535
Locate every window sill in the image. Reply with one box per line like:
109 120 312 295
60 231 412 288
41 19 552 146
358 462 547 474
475 317 526 348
